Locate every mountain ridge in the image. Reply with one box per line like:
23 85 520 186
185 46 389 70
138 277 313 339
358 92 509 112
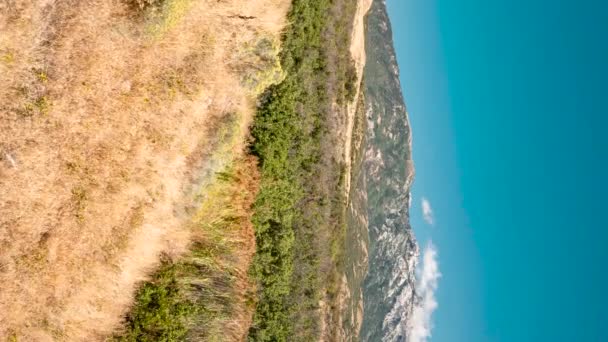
357 0 419 340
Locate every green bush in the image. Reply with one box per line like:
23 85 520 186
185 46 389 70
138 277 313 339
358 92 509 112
116 262 198 342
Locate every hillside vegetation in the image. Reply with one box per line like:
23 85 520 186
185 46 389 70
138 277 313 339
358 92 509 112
0 0 368 340
247 0 363 340
116 0 366 339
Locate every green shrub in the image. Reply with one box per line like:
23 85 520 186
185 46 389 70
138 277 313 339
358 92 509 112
117 262 198 342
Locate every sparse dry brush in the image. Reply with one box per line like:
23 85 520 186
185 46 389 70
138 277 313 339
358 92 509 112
0 0 288 340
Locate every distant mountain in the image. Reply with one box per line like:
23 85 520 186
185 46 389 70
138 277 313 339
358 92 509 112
358 0 419 341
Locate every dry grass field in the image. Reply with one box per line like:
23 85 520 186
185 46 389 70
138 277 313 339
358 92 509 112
0 0 288 340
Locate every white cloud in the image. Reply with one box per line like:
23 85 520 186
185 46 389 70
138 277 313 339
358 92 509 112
421 197 434 225
408 242 441 342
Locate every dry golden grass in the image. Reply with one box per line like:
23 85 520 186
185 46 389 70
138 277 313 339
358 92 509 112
0 0 288 340
187 155 261 341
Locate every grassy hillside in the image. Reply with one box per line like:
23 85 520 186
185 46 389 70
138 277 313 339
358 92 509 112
0 0 364 340
117 0 362 340
0 0 289 340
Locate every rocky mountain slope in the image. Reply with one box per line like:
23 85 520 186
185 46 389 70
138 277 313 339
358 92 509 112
356 1 420 340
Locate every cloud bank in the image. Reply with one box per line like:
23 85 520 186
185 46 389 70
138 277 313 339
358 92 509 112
421 197 434 225
408 242 441 342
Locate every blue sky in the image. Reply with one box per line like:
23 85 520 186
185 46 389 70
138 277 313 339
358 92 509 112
386 0 608 340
